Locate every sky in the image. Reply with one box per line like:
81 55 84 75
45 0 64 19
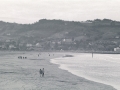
0 0 120 24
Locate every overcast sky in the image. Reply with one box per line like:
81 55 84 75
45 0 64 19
0 0 120 23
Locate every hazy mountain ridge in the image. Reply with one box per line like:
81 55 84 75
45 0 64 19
0 19 119 40
0 19 120 51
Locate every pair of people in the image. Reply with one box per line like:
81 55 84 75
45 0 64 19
39 68 44 77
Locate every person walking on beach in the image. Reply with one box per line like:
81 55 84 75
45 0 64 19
92 52 93 58
39 69 43 77
42 68 44 77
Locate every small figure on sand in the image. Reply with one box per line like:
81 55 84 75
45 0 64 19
18 56 27 59
39 69 42 77
48 53 50 56
39 68 44 77
18 56 22 59
92 52 93 58
42 68 44 77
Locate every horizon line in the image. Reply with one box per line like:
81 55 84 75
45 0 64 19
0 18 119 24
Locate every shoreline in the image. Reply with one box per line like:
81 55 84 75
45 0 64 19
1 50 120 54
48 52 117 90
0 51 117 90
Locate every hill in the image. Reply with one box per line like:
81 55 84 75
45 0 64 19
0 19 120 51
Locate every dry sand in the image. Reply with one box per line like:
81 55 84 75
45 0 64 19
0 51 117 90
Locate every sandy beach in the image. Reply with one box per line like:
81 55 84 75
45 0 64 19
0 51 117 90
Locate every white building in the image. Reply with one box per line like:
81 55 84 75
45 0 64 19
114 47 120 51
26 43 32 47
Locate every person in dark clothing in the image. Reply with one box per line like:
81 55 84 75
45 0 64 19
42 68 44 77
39 69 43 77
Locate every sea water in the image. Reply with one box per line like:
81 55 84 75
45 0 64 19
51 53 120 90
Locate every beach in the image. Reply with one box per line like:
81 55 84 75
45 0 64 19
0 51 117 90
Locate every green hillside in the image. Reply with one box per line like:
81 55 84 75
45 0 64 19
0 19 120 51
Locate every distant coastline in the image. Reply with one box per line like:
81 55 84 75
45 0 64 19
1 50 120 54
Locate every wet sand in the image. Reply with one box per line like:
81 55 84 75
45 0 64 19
0 51 117 90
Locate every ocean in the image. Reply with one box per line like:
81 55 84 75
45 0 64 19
51 53 120 90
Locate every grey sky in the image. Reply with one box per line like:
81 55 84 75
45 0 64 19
0 0 120 23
